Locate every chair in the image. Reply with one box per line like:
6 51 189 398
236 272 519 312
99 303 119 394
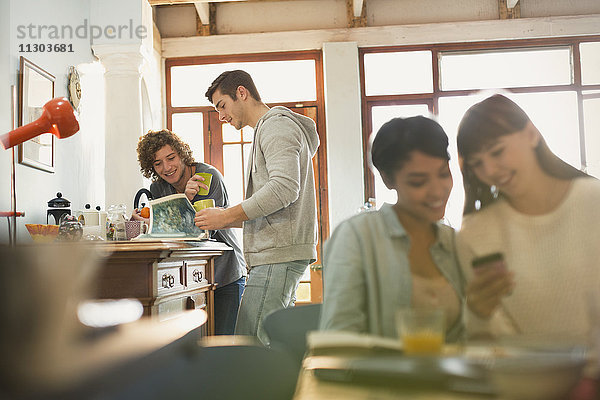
263 303 322 365
100 336 299 400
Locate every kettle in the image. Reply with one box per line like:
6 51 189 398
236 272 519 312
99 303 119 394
134 189 153 210
47 192 71 225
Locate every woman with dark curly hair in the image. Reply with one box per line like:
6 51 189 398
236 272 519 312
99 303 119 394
135 129 247 335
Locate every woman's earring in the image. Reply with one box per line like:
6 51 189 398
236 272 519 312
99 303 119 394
491 185 499 198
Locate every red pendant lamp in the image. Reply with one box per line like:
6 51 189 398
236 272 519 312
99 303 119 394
0 97 79 150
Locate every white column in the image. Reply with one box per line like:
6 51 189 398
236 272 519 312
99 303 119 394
93 44 146 213
76 61 106 210
323 42 365 231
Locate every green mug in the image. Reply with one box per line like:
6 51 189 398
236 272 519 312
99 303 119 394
193 198 215 212
195 173 213 195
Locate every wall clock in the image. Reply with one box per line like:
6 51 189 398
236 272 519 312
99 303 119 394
67 66 81 111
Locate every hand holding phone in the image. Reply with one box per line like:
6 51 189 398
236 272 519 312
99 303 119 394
467 252 514 319
472 252 507 273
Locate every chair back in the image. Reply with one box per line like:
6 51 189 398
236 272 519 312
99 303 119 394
106 339 299 400
263 303 322 364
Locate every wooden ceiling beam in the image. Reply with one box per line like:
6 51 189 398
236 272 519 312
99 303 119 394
499 0 521 19
353 0 364 18
347 0 367 28
195 2 216 35
194 1 210 23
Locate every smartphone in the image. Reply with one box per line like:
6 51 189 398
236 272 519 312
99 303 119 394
471 252 505 269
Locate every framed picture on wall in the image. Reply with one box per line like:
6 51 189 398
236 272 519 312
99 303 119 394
18 56 55 173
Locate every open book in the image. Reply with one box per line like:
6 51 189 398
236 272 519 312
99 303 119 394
133 193 209 241
307 331 404 354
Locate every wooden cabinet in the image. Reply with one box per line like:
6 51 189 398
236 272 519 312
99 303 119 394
92 241 231 336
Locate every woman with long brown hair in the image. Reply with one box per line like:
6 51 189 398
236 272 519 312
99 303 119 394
456 94 599 398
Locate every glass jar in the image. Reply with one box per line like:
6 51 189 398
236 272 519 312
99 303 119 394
106 204 127 241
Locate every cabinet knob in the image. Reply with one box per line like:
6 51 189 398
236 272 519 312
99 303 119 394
162 273 175 288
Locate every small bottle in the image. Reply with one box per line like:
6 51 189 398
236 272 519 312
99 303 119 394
106 204 127 241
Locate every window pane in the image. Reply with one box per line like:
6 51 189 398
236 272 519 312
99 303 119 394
171 60 316 107
223 144 244 206
438 96 484 229
222 123 241 143
364 51 433 95
371 104 431 133
171 112 204 160
243 143 253 190
242 126 254 143
440 47 572 90
370 104 430 210
296 282 311 302
581 42 600 85
512 91 580 169
584 97 600 178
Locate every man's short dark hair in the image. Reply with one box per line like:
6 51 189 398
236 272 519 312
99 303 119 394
205 70 262 103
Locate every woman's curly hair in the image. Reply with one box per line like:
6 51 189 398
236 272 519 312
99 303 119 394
137 129 195 181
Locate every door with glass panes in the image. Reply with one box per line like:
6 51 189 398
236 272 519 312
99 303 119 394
205 106 323 304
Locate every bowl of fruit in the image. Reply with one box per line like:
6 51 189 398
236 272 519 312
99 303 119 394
25 224 60 242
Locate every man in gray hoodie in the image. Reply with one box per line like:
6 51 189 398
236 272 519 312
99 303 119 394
197 70 319 344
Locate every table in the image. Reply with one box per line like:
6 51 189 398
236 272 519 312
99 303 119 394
2 309 207 399
92 240 231 335
293 346 496 400
293 363 491 400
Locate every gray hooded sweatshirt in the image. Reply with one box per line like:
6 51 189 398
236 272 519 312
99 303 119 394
240 106 320 267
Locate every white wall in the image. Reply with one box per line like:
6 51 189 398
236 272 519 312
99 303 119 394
0 0 12 242
1 0 99 242
323 42 364 230
90 0 162 214
1 0 162 243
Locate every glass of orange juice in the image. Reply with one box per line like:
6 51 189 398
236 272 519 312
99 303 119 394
396 307 445 355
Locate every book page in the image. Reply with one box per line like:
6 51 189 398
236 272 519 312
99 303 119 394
133 193 208 241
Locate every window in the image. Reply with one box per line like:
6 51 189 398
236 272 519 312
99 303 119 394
580 42 600 85
364 51 433 95
440 47 572 90
171 112 204 160
170 59 317 107
370 104 431 208
361 37 600 228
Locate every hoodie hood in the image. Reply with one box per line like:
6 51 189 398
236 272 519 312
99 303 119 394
257 106 320 157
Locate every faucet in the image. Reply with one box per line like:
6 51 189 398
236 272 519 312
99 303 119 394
133 189 154 210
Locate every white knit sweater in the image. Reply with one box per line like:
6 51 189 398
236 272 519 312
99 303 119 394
457 177 600 375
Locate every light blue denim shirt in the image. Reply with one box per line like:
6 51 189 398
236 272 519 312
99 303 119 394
319 203 465 342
